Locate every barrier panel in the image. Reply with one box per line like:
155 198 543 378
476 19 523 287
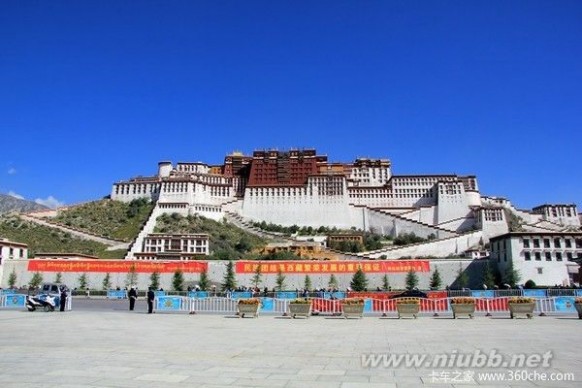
155 296 189 312
1 294 27 308
275 291 298 299
494 290 523 297
535 298 555 315
260 298 274 312
190 297 238 314
523 289 547 298
471 290 495 298
311 298 342 315
107 290 127 299
547 289 577 297
553 297 577 313
154 291 167 297
271 298 289 314
0 289 18 295
188 291 209 298
230 292 253 299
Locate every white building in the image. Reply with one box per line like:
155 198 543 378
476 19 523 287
0 238 28 264
134 233 210 260
490 232 582 287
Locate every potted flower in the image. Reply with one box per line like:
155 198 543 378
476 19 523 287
450 297 476 319
237 298 261 318
342 298 365 318
575 298 582 319
288 298 312 319
508 297 535 319
395 297 420 319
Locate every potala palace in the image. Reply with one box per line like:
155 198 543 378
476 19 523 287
112 149 580 262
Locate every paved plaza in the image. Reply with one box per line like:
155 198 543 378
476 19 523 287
0 306 580 388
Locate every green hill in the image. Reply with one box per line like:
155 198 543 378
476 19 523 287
154 213 267 260
0 215 125 259
51 198 154 242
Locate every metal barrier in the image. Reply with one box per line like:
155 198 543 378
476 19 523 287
189 297 238 314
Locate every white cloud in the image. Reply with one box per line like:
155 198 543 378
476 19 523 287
7 191 24 200
7 167 16 175
35 196 65 209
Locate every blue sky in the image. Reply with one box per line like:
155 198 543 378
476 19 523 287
1 1 581 210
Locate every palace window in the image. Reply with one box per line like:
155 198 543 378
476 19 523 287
535 252 541 261
543 239 550 248
523 239 530 248
556 252 563 261
524 252 531 261
545 252 552 261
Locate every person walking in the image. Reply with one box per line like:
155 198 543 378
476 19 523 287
128 287 138 311
147 287 155 314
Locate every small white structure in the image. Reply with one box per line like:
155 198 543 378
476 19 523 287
490 232 582 287
0 238 28 264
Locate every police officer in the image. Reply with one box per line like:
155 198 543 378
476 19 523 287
128 287 138 311
147 287 155 314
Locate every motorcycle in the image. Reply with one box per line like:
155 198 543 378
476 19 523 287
26 294 57 312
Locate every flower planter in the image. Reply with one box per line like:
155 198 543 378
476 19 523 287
451 304 475 319
508 302 535 319
342 304 365 319
237 303 260 318
396 303 420 319
288 303 311 318
575 303 582 319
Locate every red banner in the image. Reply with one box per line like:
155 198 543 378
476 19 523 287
27 260 208 273
235 260 430 274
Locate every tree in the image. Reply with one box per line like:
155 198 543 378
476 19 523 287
350 268 368 291
429 268 442 290
78 273 88 289
275 269 286 291
328 274 339 290
304 275 312 291
503 261 521 288
150 271 160 290
251 264 263 288
381 274 390 291
482 261 496 289
456 263 469 289
125 264 138 288
405 270 418 290
8 269 17 289
102 273 112 290
54 272 63 283
222 261 236 291
172 269 185 291
198 269 210 291
29 272 43 288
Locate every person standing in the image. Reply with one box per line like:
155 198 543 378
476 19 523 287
59 287 67 312
128 287 137 311
147 287 155 314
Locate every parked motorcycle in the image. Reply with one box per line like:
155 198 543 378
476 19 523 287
26 294 57 312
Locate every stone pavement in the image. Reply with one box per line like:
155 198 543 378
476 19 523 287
0 310 579 387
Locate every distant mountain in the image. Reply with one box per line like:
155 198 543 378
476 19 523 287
0 194 49 214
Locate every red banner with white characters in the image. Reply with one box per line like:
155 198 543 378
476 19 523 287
27 260 208 273
235 260 430 274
